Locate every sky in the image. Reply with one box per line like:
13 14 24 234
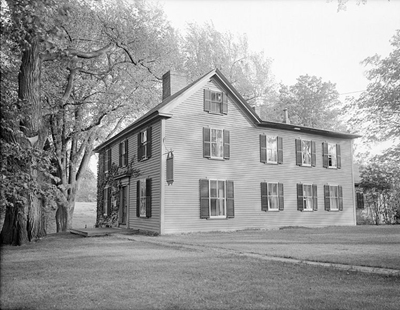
156 0 400 99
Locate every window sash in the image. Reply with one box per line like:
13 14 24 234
328 143 337 168
210 91 223 113
303 184 313 210
211 129 223 158
209 180 226 218
267 183 279 210
267 136 278 163
329 186 339 210
302 140 312 166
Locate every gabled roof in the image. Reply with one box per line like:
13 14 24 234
94 69 360 152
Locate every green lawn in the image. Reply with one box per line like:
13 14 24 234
1 232 399 310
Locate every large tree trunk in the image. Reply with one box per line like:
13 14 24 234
0 38 47 245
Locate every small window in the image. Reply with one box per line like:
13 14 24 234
119 140 128 167
323 142 341 169
136 178 152 218
261 182 284 211
204 89 228 114
203 127 230 160
199 179 234 219
324 185 343 211
297 184 318 211
296 139 316 167
138 127 152 161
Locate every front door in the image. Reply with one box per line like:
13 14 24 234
119 186 128 225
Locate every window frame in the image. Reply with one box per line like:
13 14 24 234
297 183 318 212
204 89 228 115
209 179 226 218
261 182 284 212
138 127 152 162
136 178 152 218
302 184 314 211
199 179 234 219
324 184 343 212
296 139 316 167
323 142 341 169
119 139 128 167
267 136 278 164
260 135 283 164
103 187 111 216
203 127 230 160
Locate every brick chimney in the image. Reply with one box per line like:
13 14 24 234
162 70 188 100
283 108 290 124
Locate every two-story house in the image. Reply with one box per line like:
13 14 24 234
94 69 360 235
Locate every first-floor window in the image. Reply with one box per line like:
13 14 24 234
261 182 284 211
297 184 317 211
136 178 152 218
103 187 111 216
200 179 234 219
324 185 343 211
210 180 225 217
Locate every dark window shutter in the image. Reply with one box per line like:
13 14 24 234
146 178 152 218
278 183 284 211
260 135 267 163
223 130 230 159
147 127 152 159
166 152 174 184
356 192 364 209
337 144 341 169
101 152 105 174
199 179 210 218
226 180 234 218
312 184 318 211
261 182 268 211
322 142 328 168
311 141 316 167
324 185 330 211
203 127 211 158
297 183 304 211
204 89 211 112
222 93 228 114
295 139 302 166
119 142 123 167
338 185 343 211
125 140 128 166
103 188 107 214
136 180 140 217
277 136 283 164
137 133 142 161
107 187 112 216
107 149 112 172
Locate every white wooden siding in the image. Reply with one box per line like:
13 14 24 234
162 79 356 234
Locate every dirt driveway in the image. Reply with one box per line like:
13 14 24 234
126 225 400 270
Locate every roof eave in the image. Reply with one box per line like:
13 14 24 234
93 112 172 153
258 121 362 139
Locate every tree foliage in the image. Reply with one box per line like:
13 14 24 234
182 22 276 106
268 75 344 130
359 158 400 225
0 0 180 244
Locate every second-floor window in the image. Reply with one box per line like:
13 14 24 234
203 127 230 160
204 89 228 114
322 142 341 169
119 140 128 167
138 127 152 161
295 139 316 167
260 135 283 164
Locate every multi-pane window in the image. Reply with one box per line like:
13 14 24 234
260 135 283 164
199 179 234 219
210 180 226 217
203 127 230 160
136 178 152 218
103 187 111 216
295 139 316 167
324 185 343 211
322 142 341 169
267 136 277 163
138 127 152 161
119 140 128 167
297 183 318 211
261 182 284 211
204 89 228 114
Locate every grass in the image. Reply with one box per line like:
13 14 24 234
1 232 400 310
72 202 97 229
157 226 400 270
